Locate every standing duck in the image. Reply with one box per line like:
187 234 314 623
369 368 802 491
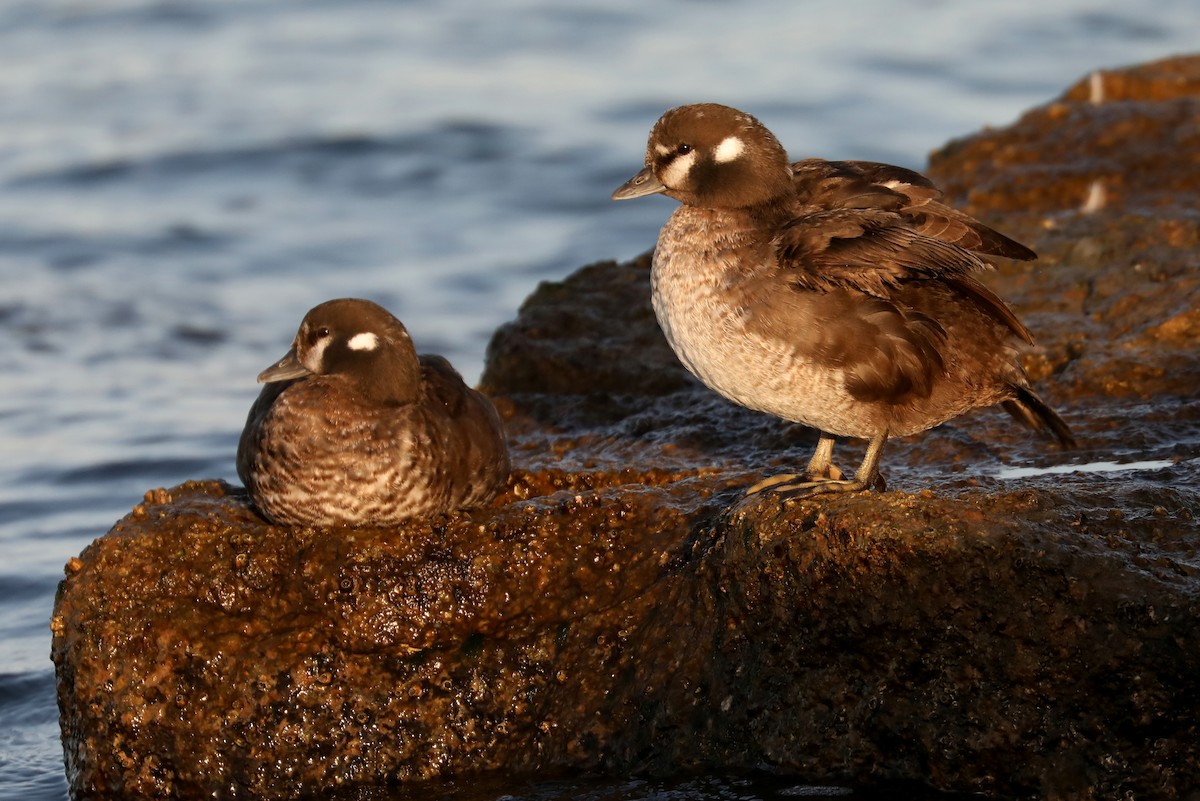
612 103 1073 496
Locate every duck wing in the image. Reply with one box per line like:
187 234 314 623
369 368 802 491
791 159 1037 261
772 207 1035 345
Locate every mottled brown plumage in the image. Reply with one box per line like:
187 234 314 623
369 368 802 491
237 298 510 526
613 103 1073 496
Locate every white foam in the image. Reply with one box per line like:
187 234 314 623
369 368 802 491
997 459 1174 480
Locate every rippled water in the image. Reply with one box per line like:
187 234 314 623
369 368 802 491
3 1 1199 798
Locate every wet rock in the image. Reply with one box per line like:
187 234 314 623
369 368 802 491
54 56 1200 800
928 55 1200 216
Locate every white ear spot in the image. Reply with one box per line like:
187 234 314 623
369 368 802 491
660 149 697 189
347 332 378 351
713 135 745 164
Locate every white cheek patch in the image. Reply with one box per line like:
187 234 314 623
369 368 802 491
654 143 672 156
347 332 379 351
660 149 697 189
713 135 745 164
303 336 330 372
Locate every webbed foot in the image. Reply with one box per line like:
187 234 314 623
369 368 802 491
745 464 845 496
745 471 884 499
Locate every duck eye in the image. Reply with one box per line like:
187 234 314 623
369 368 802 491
308 326 330 344
677 143 693 156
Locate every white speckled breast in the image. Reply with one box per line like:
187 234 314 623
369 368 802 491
651 207 876 438
243 387 440 526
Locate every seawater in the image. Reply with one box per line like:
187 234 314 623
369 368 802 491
3 1 1199 798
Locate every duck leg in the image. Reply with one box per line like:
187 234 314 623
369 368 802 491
745 432 888 497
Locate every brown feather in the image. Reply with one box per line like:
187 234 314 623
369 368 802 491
791 158 1037 261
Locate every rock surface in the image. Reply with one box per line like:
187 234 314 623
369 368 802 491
53 56 1200 800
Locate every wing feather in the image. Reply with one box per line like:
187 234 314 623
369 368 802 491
772 208 991 297
790 159 1037 260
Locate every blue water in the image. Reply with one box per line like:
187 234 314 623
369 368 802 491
3 1 1198 798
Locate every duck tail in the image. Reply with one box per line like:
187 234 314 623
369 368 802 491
1003 386 1077 449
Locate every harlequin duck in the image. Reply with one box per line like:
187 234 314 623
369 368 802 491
612 103 1074 496
237 298 510 526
